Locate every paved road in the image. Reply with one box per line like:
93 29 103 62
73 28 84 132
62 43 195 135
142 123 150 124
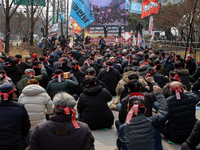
91 97 200 150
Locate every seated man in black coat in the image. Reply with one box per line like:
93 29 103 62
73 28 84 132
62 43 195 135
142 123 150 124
0 83 31 150
98 60 121 96
77 76 114 130
161 81 200 144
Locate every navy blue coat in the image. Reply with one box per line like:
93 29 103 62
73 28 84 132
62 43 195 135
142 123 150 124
0 99 30 149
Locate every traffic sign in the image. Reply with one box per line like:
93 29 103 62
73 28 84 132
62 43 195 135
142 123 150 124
14 0 45 6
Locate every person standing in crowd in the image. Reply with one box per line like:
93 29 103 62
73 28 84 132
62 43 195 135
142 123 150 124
41 35 50 54
99 38 106 55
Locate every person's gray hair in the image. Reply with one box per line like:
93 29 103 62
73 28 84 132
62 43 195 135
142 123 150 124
53 92 76 114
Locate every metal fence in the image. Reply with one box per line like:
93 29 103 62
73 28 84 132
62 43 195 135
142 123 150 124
147 40 200 61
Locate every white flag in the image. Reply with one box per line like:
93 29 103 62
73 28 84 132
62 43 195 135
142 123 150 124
69 36 73 48
132 33 136 47
138 31 142 46
149 16 154 36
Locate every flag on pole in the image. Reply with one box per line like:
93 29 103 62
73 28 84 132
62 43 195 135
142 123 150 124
142 33 145 48
132 33 136 47
115 36 118 43
149 16 154 36
141 0 161 19
138 31 142 46
69 36 74 48
59 9 64 22
70 17 82 34
70 0 95 29
125 0 131 10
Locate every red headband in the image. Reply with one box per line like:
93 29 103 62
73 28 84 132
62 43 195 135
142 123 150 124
0 87 15 100
25 71 35 77
169 74 181 82
170 83 183 100
145 70 155 79
56 105 80 129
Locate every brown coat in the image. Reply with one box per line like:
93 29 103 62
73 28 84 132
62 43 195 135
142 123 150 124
110 71 147 110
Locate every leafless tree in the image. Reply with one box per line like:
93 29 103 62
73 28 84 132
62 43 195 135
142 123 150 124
1 0 23 53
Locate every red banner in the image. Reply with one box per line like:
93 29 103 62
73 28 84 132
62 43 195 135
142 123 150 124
0 38 2 53
71 18 82 34
141 0 161 19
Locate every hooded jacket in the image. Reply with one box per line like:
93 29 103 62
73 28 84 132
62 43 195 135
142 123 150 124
77 84 114 130
116 71 147 97
29 115 95 150
18 84 53 129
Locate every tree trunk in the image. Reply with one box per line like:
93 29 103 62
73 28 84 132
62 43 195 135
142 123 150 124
5 0 10 53
30 0 34 45
5 17 10 53
46 0 49 36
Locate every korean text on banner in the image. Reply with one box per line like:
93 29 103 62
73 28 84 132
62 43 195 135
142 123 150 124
130 1 142 14
141 0 161 19
70 0 95 29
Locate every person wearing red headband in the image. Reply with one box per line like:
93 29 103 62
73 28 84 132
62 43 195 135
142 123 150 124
29 92 95 150
162 70 182 99
185 54 196 75
0 70 12 85
98 60 122 96
77 76 114 130
4 58 23 85
174 61 191 91
118 85 168 150
70 61 85 85
0 83 31 150
161 81 200 144
18 79 53 129
46 69 78 99
16 64 47 96
15 54 32 73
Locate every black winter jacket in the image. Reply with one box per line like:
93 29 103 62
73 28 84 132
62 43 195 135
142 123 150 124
182 120 200 150
165 92 200 144
46 77 78 99
175 68 191 90
0 99 30 150
98 67 121 96
77 84 114 130
4 65 23 85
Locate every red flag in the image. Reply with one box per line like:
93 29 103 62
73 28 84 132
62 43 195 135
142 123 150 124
141 0 161 19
